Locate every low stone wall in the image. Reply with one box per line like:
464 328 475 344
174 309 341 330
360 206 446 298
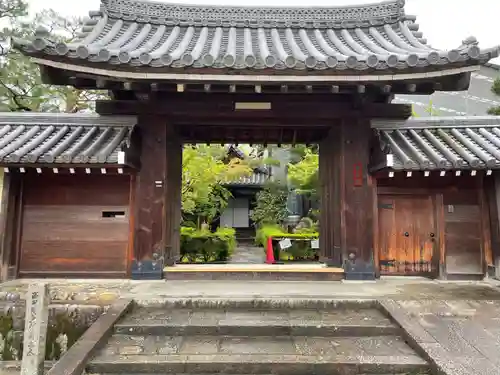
0 301 104 361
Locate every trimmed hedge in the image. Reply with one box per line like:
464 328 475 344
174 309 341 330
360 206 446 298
255 225 319 261
180 227 236 263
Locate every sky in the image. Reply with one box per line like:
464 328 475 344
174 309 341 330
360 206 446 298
26 0 500 64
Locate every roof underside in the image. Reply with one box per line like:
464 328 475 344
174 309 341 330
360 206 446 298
373 117 500 171
10 0 500 83
0 113 134 165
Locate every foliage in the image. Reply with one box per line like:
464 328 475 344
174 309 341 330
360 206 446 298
488 77 500 115
180 226 236 263
255 225 319 246
285 144 319 163
411 100 440 117
0 0 27 20
250 182 289 226
182 145 253 223
287 148 319 196
255 225 319 261
0 4 107 112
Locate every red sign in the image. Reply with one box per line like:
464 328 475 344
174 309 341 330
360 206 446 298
353 163 363 187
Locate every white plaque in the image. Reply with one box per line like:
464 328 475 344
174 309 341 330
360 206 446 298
21 283 49 375
311 239 320 249
279 239 292 249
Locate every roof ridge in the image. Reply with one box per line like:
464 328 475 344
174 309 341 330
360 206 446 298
0 113 136 127
100 0 407 28
372 116 500 130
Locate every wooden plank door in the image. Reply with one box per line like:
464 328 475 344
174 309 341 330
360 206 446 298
378 195 435 276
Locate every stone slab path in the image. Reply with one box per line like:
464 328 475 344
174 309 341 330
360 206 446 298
2 278 500 304
381 299 500 375
229 245 265 263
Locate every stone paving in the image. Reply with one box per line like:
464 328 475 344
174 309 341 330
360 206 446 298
1 278 500 304
89 304 429 375
118 307 393 327
100 334 419 358
229 245 266 264
382 299 500 375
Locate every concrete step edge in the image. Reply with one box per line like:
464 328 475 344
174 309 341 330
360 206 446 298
130 298 378 309
113 324 400 336
87 354 430 374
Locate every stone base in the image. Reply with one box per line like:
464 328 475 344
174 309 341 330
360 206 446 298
343 259 376 281
131 260 164 280
487 265 496 278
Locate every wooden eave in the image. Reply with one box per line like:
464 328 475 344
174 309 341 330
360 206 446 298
370 116 500 173
0 113 140 169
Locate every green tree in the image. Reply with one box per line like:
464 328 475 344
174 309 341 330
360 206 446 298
182 145 253 227
0 4 107 112
488 78 500 115
287 148 319 198
250 182 289 226
0 0 27 19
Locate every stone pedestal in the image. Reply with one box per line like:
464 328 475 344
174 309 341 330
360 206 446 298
21 283 49 375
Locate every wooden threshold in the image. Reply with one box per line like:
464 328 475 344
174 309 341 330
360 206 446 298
163 264 344 281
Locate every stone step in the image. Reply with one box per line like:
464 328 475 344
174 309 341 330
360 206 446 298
87 335 430 375
115 307 399 337
115 308 400 337
163 264 344 281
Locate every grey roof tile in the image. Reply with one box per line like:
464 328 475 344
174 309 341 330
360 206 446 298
224 172 270 187
13 0 500 72
373 116 500 171
0 113 135 165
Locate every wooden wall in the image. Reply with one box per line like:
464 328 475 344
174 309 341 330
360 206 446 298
375 173 492 279
18 174 131 278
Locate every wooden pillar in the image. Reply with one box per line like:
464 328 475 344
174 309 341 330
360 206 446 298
0 173 22 281
488 173 500 277
319 126 342 266
132 115 183 276
133 116 167 264
319 119 375 278
163 129 182 266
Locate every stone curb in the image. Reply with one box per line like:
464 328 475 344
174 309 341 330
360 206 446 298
132 297 379 308
47 299 133 375
377 300 445 375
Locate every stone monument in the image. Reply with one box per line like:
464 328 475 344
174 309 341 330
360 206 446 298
21 283 49 375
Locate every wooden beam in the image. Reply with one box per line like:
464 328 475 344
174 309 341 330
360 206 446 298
96 99 412 119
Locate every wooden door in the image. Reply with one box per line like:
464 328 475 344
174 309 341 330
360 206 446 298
379 195 436 276
232 198 250 228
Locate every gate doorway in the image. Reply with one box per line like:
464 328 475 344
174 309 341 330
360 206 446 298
378 195 436 276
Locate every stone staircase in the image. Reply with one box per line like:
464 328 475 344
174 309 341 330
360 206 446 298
86 300 432 375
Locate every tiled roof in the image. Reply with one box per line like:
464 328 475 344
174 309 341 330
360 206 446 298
224 172 270 187
12 0 499 73
372 117 500 171
0 113 134 165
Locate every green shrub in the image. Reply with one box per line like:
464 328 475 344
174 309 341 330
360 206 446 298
255 225 319 261
180 227 236 263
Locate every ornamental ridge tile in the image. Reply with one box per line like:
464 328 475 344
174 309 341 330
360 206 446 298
101 0 407 28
